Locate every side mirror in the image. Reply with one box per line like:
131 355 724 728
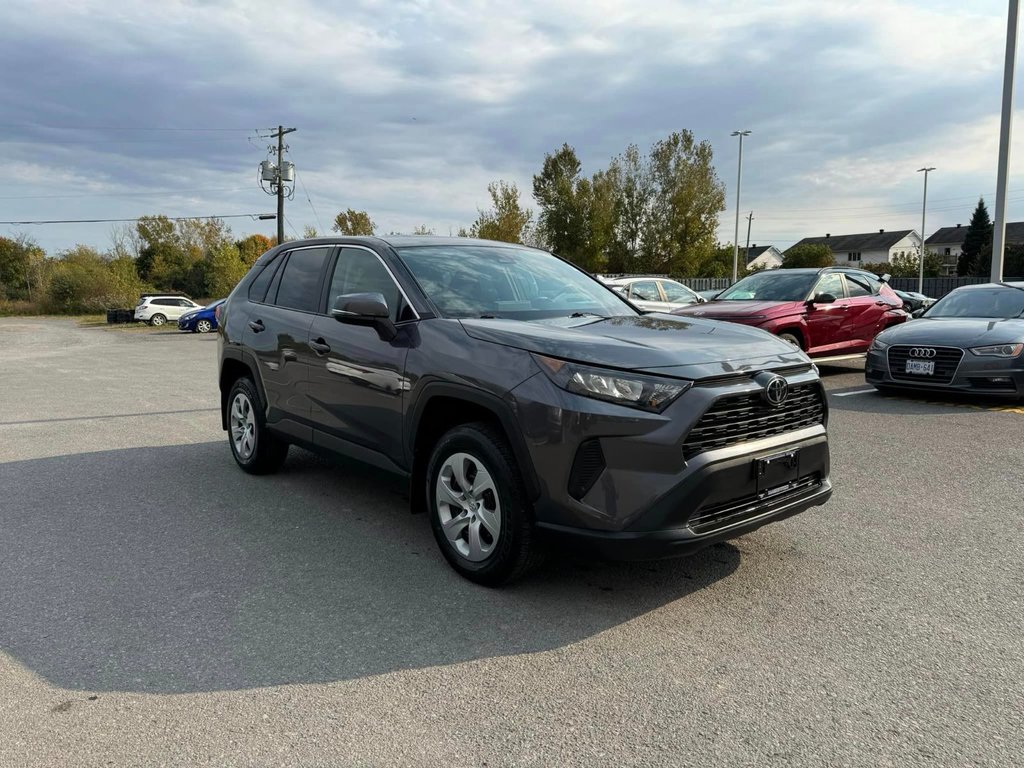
331 292 396 340
809 293 837 305
696 296 707 303
911 308 925 319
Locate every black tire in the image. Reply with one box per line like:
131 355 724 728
426 422 543 586
778 332 801 349
226 376 289 475
149 313 167 326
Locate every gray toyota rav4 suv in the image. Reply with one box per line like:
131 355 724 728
218 236 832 584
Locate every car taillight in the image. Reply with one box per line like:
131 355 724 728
215 304 223 323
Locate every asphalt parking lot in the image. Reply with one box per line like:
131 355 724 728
1 317 1022 767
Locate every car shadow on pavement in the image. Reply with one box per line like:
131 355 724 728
828 387 1021 416
0 442 740 694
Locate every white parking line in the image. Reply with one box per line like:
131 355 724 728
832 388 876 397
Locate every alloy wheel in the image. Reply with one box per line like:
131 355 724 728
435 452 501 562
230 392 256 460
197 319 212 333
150 314 166 326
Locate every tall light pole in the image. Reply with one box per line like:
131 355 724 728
917 167 935 294
992 0 1019 283
731 130 751 283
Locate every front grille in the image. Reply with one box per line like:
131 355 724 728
682 383 825 460
887 346 963 385
688 474 821 534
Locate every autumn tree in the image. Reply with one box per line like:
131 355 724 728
332 209 376 236
468 181 533 244
782 243 834 268
236 233 274 267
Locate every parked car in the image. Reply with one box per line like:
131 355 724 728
218 236 832 585
672 267 907 358
135 295 202 326
603 277 706 311
892 289 936 315
866 282 1024 399
178 299 225 333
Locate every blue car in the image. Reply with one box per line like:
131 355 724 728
177 299 225 333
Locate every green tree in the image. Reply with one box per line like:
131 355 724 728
46 245 145 312
782 243 835 268
302 225 320 239
605 144 653 273
958 198 992 276
0 235 46 301
468 181 533 244
332 209 376 236
867 250 943 278
641 131 725 275
203 241 248 298
533 144 600 268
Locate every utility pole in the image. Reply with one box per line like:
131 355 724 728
744 211 754 268
731 130 751 283
917 167 935 294
992 0 1019 283
258 126 297 244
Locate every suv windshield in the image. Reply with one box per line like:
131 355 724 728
716 271 818 302
395 245 636 319
927 286 1024 318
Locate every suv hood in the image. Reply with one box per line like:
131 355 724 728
674 300 796 319
459 314 809 379
880 317 1024 346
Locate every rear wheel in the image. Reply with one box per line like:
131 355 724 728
426 423 542 586
778 332 801 349
226 377 289 474
149 313 167 326
196 319 213 333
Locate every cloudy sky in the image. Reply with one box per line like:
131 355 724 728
1 0 1021 255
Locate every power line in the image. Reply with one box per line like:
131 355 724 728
0 213 275 226
295 169 324 233
0 186 247 200
0 124 256 132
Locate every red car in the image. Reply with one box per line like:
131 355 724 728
673 267 907 358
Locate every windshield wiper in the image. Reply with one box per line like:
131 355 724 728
569 311 607 319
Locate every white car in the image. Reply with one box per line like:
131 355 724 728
134 295 202 326
603 277 706 312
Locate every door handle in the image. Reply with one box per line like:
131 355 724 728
248 319 265 333
309 338 332 355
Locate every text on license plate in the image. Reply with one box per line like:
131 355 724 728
905 359 935 375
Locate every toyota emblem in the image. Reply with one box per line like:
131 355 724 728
764 375 789 407
909 347 937 358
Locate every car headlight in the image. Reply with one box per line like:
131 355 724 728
532 354 690 412
969 343 1023 358
869 336 889 352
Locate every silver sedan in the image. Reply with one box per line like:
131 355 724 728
866 282 1024 399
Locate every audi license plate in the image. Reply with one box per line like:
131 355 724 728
905 359 935 376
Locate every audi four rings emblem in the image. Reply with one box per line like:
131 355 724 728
909 348 937 358
764 376 789 406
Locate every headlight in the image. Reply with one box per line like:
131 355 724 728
969 343 1023 358
532 354 690 412
869 336 889 352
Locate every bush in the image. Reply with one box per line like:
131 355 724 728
44 246 148 313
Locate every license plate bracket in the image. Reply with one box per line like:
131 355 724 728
905 359 935 376
755 449 800 494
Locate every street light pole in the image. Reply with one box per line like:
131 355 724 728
917 167 935 294
992 0 1020 283
731 130 751 283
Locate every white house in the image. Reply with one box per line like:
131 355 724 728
745 244 783 270
789 229 922 266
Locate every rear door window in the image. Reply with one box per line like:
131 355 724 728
272 247 331 312
629 280 661 301
248 256 282 303
659 280 696 303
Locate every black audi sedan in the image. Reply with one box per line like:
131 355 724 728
217 236 832 584
866 282 1024 399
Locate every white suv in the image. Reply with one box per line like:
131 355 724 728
134 295 201 326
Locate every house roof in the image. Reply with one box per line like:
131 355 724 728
744 245 774 264
926 221 1024 245
789 229 915 253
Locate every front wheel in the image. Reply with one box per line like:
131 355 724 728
778 332 801 349
426 423 542 586
149 313 167 326
226 377 289 474
196 319 213 333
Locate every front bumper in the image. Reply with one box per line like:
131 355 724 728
866 347 1024 398
178 318 196 330
512 365 831 559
